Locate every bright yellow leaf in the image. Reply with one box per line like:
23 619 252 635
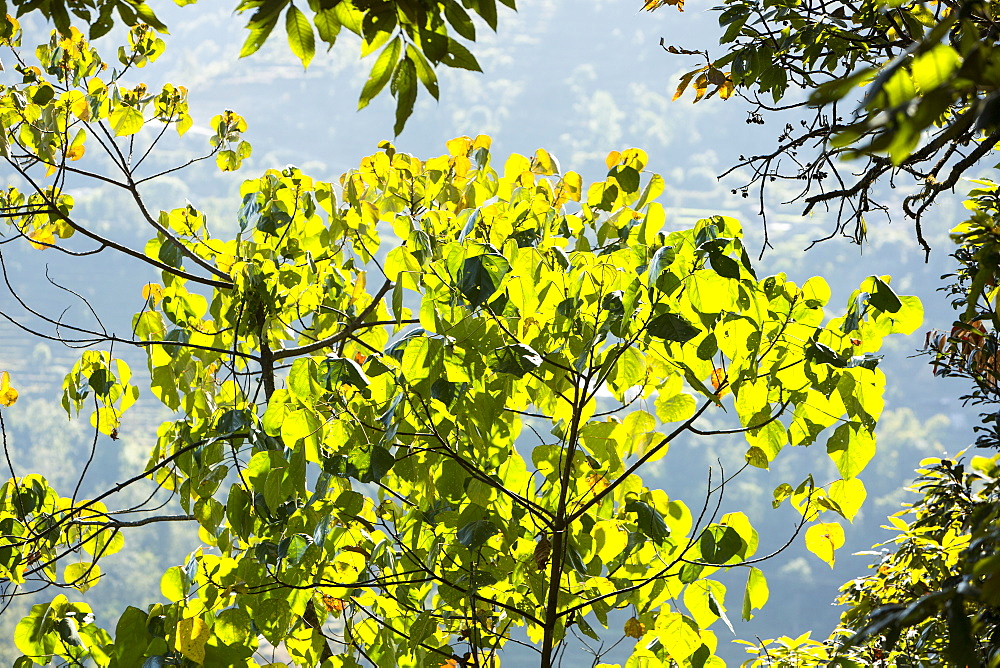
446 136 472 157
621 148 648 170
472 134 492 151
0 372 17 407
805 522 845 568
142 283 163 304
27 228 55 250
350 271 367 304
175 616 210 664
531 148 560 175
553 171 583 206
215 253 236 274
70 94 90 121
451 155 472 178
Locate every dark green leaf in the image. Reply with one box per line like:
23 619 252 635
335 490 364 516
349 445 395 483
679 562 704 584
698 525 745 564
458 253 511 309
488 343 543 377
158 239 183 268
31 84 54 105
610 165 641 193
806 341 846 367
420 28 449 62
696 332 718 360
318 357 370 391
625 500 669 544
441 37 482 71
392 55 418 136
575 615 602 641
361 7 396 45
709 252 741 279
457 519 498 549
444 0 476 40
946 596 979 667
217 409 251 434
648 312 700 343
869 276 902 313
474 0 498 30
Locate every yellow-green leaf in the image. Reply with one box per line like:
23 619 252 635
826 422 875 479
655 391 696 423
64 562 100 593
828 477 867 522
654 611 702 661
110 105 144 136
281 408 323 463
805 521 845 568
160 565 186 602
741 566 769 621
359 36 401 110
385 247 420 289
285 4 315 68
683 579 727 630
910 43 959 92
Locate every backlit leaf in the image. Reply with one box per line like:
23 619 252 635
805 522 845 568
741 567 769 621
110 106 143 136
174 617 209 664
64 563 100 593
359 37 401 110
285 4 315 68
1 372 19 407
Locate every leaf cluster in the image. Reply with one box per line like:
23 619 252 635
3 0 516 135
784 455 1000 668
651 0 1000 254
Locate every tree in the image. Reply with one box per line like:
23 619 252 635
650 0 1000 256
1 0 517 135
735 453 1000 667
734 181 1000 668
0 20 921 667
643 0 1000 664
